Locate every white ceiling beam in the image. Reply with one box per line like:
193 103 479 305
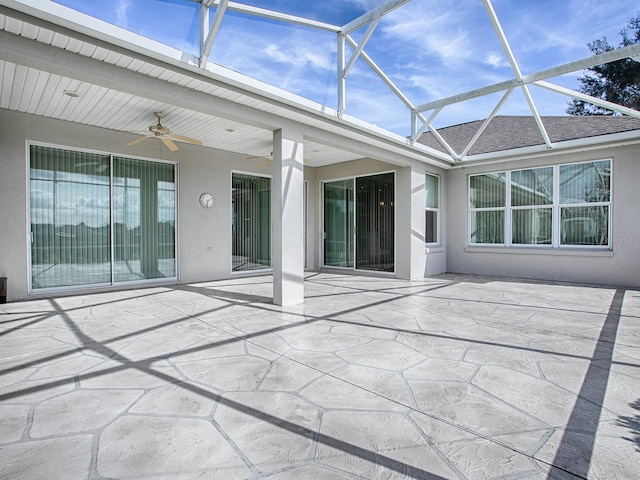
415 43 640 113
203 0 340 32
521 84 552 147
341 0 411 35
200 0 229 68
344 35 415 112
342 17 381 78
427 123 460 161
411 108 441 142
534 80 640 119
483 0 551 148
460 88 514 160
482 0 522 81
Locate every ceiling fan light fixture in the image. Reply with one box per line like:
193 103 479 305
63 90 80 98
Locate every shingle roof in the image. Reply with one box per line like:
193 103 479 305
417 115 640 156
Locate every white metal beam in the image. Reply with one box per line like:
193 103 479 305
344 35 415 112
427 123 460 160
482 0 522 81
200 0 229 68
521 84 552 147
342 17 381 78
411 107 442 142
460 88 514 160
534 80 640 119
415 43 640 113
341 0 411 35
482 0 551 148
337 34 346 117
203 0 340 32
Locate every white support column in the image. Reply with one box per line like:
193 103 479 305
272 128 305 306
395 163 428 280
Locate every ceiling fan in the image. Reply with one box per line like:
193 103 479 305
127 112 203 152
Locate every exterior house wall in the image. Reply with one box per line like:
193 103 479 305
445 145 640 287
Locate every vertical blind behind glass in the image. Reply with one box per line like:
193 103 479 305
30 146 111 289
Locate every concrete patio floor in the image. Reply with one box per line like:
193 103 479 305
0 273 639 479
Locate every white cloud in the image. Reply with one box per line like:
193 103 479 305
115 0 131 29
485 52 508 68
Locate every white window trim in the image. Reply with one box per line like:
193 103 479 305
26 141 179 294
425 172 440 246
468 159 612 250
230 169 273 275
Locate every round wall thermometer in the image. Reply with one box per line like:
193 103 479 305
199 193 214 208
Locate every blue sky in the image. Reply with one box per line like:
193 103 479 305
55 0 639 135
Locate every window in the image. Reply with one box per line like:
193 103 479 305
511 167 553 245
469 172 506 244
469 160 611 248
232 173 271 272
425 173 440 244
559 161 610 246
29 145 176 290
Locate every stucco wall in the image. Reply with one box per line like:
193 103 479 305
445 145 640 288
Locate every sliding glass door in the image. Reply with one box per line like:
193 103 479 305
323 180 354 268
29 145 177 290
322 172 394 273
355 173 394 272
232 173 271 272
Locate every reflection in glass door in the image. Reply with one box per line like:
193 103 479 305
323 180 354 268
356 173 394 272
323 173 394 273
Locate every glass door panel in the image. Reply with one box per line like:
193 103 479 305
355 173 394 272
323 180 354 268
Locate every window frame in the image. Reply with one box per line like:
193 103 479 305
425 172 440 246
230 170 273 274
468 159 612 250
27 141 178 294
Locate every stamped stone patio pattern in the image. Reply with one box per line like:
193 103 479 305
0 273 639 479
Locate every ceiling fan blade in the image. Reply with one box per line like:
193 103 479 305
161 137 179 152
171 133 203 146
127 135 149 147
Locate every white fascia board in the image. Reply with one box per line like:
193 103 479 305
456 129 640 166
5 0 191 62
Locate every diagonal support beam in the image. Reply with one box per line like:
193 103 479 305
534 80 640 119
427 123 460 160
483 0 522 81
342 17 381 78
411 108 441 142
345 35 416 112
200 0 229 68
341 0 411 35
521 84 552 147
483 0 550 146
460 88 514 160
